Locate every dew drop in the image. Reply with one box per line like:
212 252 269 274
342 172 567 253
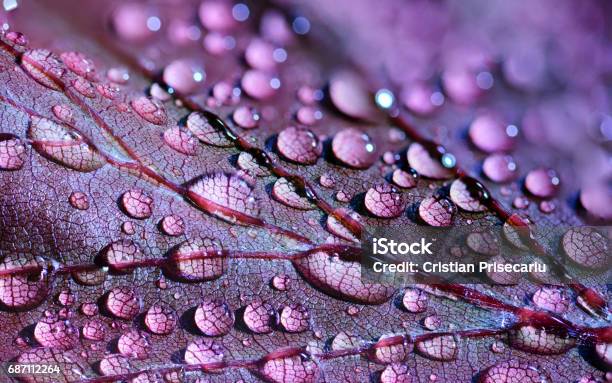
272 274 291 291
296 106 321 126
81 318 106 341
186 111 232 147
0 134 26 170
98 354 131 376
538 200 555 214
0 254 52 310
401 83 439 116
51 104 74 124
507 325 575 354
490 341 506 353
326 208 362 243
402 288 428 313
28 116 106 172
329 70 377 120
194 298 235 336
415 334 458 361
381 363 416 383
595 342 612 369
245 38 276 71
80 302 98 316
111 3 156 42
336 190 352 202
277 126 321 165
131 96 167 125
6 31 28 46
107 67 130 84
272 177 314 210
56 289 74 306
96 82 120 100
60 51 96 80
319 172 335 188
243 300 278 334
419 196 455 226
185 338 225 365
392 168 418 189
531 287 570 314
166 237 225 282
198 0 235 31
163 59 204 95
331 331 361 351
579 184 612 221
34 314 78 349
562 227 609 269
72 268 107 286
237 151 269 176
122 221 136 235
163 126 198 155
105 286 141 320
524 168 560 198
372 334 412 364
364 183 406 218
21 49 65 90
17 348 87 382
143 304 177 335
160 214 185 236
406 142 454 179
241 69 277 100
512 196 530 209
479 360 551 383
293 251 395 304
332 128 377 169
422 315 441 331
232 105 260 129
260 351 319 383
121 189 153 219
118 329 150 359
469 114 515 153
483 154 517 183
280 304 310 333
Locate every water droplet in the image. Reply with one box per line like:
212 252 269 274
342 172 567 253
185 338 225 365
81 318 106 341
441 67 482 105
33 314 78 349
56 289 74 306
237 151 269 176
531 287 570 314
319 172 335 188
466 230 499 256
17 348 87 381
245 38 276 71
296 106 321 126
68 191 89 210
381 363 416 383
392 168 418 189
107 67 130 84
121 189 153 219
187 172 260 222
449 178 489 212
198 0 235 31
0 254 52 310
51 104 74 124
241 69 277 99
28 116 106 172
272 177 314 210
490 341 506 353
422 315 441 330
277 126 321 165
415 334 458 361
21 49 65 90
595 343 612 369
419 196 455 226
166 237 225 282
402 288 428 313
243 300 278 334
96 82 120 99
400 83 439 116
469 114 515 153
98 354 131 376
260 351 319 383
117 329 150 359
6 31 28 46
329 70 377 120
326 208 361 243
562 227 609 269
336 190 352 202
508 325 575 354
105 286 141 320
122 221 136 235
332 128 377 169
579 184 612 221
524 168 560 198
483 154 517 183
512 196 529 209
194 298 235 336
480 360 550 383
131 96 167 125
373 334 412 364
80 302 98 316
271 274 291 291
159 214 185 236
0 134 25 170
60 51 96 80
364 183 406 218
163 59 204 95
331 331 361 351
186 111 232 147
163 126 198 155
538 200 555 214
293 251 395 304
406 142 454 179
72 268 107 286
232 105 260 129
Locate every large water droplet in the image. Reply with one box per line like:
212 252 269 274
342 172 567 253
21 49 65 90
524 168 560 198
186 111 232 147
277 126 321 165
332 128 377 169
279 304 310 333
187 172 260 222
272 177 314 210
166 237 225 282
483 154 517 183
415 334 458 361
0 254 52 310
163 59 204 95
380 363 416 383
449 177 490 212
0 134 26 170
131 96 167 125
329 70 377 120
81 318 106 341
184 338 225 365
406 142 453 179
144 304 177 335
163 127 198 156
364 183 406 218
579 184 612 221
419 196 455 226
402 288 428 313
121 189 153 219
260 351 320 383
105 286 141 320
194 298 235 336
469 114 515 153
479 360 551 383
237 151 270 176
72 268 107 286
118 329 150 359
562 227 609 269
34 314 78 349
28 117 106 172
243 300 278 334
507 325 575 354
293 251 395 304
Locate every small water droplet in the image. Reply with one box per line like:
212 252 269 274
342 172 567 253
345 306 359 316
538 200 555 213
512 196 530 209
163 126 198 155
241 69 277 99
232 105 261 129
422 315 441 330
34 314 78 349
483 154 517 183
185 338 224 365
194 298 235 336
118 329 150 359
96 82 120 99
163 59 204 95
243 300 278 334
105 286 141 320
98 354 131 376
277 126 321 165
60 51 96 80
68 191 89 210
449 177 488 212
121 189 153 219
131 96 167 125
480 360 551 383
0 134 26 170
166 237 225 282
107 67 129 84
524 168 560 198
329 70 377 120
319 172 335 188
381 363 416 383
332 128 377 169
198 0 236 31
419 196 455 226
245 38 276 71
562 227 609 269
272 177 314 210
469 114 515 153
159 214 185 236
272 274 291 291
279 304 310 333
392 168 418 189
364 183 406 218
406 142 454 179
402 288 428 313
